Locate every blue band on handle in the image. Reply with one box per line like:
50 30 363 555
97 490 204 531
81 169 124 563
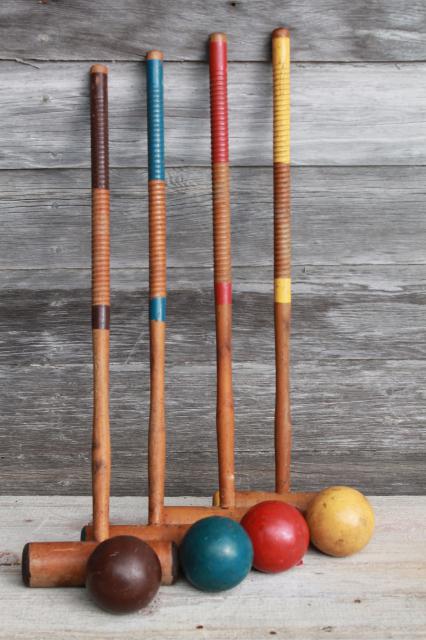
146 58 165 181
149 296 166 321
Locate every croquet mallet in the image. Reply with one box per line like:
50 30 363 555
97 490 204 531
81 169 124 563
22 65 178 588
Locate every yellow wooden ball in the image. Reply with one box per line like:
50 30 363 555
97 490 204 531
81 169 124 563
306 486 375 557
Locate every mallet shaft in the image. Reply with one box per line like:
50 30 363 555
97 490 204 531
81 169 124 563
90 64 111 541
146 50 167 525
209 33 235 509
272 29 292 493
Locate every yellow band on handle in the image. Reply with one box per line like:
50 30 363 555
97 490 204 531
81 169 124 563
272 33 290 165
275 277 291 303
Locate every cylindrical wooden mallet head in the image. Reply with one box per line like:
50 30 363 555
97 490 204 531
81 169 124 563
22 539 178 587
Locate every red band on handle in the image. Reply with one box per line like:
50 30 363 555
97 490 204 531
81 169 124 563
215 282 232 305
209 36 229 163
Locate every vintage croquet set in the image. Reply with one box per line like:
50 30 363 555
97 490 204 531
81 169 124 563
22 29 375 614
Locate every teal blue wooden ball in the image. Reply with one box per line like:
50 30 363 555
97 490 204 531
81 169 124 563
179 516 253 591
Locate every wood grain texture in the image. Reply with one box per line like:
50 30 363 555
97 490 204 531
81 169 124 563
1 62 426 168
0 356 423 495
0 3 424 499
1 165 424 495
1 265 425 363
0 166 424 269
1 496 426 639
1 0 425 62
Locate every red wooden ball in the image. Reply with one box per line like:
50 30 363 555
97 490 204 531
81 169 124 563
241 501 309 573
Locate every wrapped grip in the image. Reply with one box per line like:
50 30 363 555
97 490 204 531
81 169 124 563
272 32 290 165
90 67 109 189
209 34 229 164
90 66 110 309
146 54 165 180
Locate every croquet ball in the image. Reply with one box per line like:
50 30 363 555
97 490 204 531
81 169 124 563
241 500 309 573
179 516 253 591
306 486 375 557
86 535 161 613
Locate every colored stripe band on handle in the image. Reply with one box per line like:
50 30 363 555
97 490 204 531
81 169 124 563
215 282 232 305
146 56 165 181
90 67 109 189
209 34 229 164
149 297 166 321
272 31 290 165
92 304 110 329
274 277 291 304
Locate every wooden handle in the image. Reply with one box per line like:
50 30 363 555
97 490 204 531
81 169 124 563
146 51 167 525
272 29 292 493
209 33 235 508
90 64 111 541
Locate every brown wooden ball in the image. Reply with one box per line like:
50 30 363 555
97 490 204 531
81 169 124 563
86 536 161 614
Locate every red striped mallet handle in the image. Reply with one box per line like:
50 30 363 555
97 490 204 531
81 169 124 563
209 33 235 509
90 64 111 541
272 29 292 493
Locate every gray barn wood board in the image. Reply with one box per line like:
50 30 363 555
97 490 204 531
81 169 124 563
1 497 425 639
0 360 423 495
0 1 424 496
1 266 425 365
1 62 426 168
0 167 424 269
1 0 425 62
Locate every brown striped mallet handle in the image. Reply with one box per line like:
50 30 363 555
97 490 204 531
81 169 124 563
90 64 111 541
209 33 235 509
272 29 292 493
146 50 167 525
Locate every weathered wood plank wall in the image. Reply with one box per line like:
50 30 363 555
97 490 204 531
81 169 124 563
0 1 424 495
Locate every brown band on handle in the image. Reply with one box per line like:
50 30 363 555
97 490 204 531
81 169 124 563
90 68 109 190
92 304 110 330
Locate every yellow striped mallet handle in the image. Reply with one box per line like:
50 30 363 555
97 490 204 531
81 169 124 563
272 28 292 493
90 64 111 541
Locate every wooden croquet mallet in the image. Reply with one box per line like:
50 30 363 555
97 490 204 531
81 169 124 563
213 29 315 512
22 65 178 587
